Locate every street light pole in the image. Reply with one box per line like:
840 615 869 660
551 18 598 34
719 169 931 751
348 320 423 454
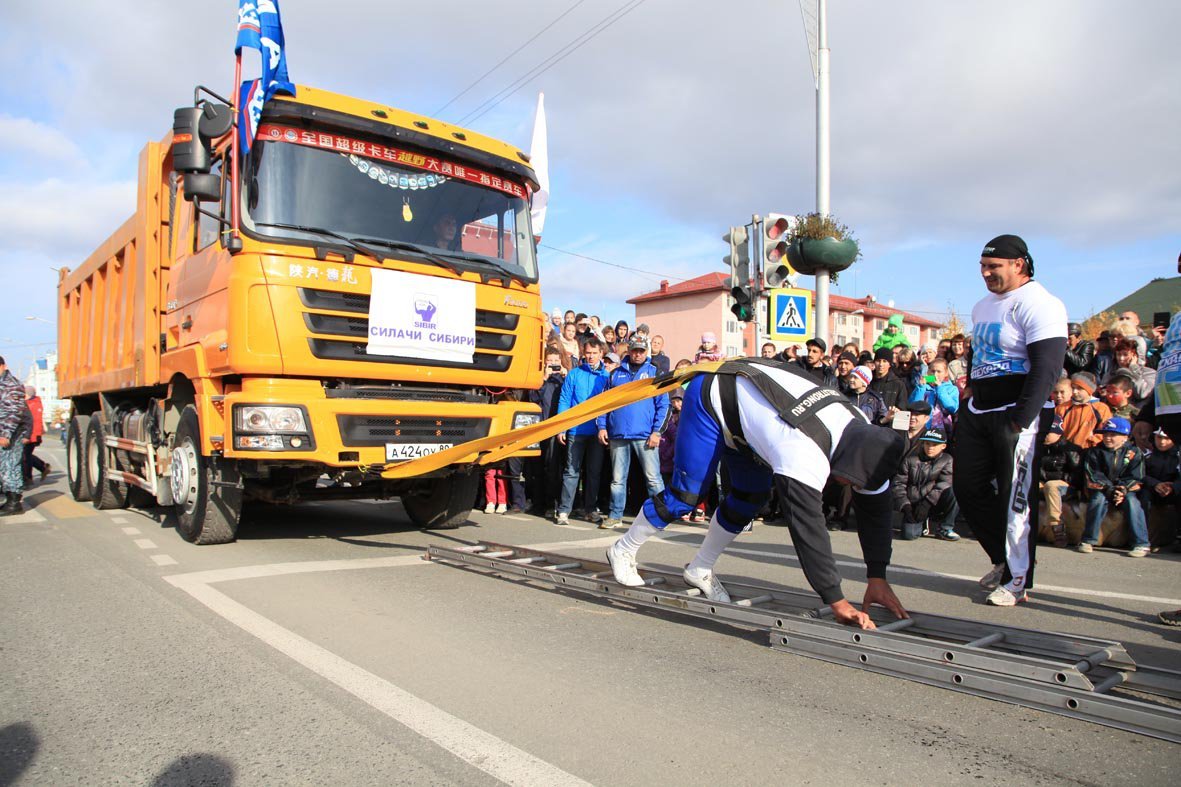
814 0 831 346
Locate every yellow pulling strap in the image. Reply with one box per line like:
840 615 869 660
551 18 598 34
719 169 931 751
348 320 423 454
378 360 724 479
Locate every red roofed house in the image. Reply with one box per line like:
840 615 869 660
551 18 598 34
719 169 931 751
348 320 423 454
628 273 943 362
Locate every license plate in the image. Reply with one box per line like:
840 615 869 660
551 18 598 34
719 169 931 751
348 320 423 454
385 443 454 461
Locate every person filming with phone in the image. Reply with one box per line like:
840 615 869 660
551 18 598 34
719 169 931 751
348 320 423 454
908 357 960 435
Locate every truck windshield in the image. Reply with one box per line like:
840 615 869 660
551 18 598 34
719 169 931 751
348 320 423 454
243 133 538 281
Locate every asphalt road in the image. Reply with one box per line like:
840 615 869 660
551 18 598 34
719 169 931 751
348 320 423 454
2 441 1178 785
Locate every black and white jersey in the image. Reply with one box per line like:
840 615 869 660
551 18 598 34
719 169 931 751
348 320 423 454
703 363 867 492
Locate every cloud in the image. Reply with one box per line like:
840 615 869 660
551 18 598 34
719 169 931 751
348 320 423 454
0 178 136 259
0 115 89 168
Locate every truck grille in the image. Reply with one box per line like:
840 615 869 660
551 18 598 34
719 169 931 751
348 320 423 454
299 287 519 370
337 415 492 447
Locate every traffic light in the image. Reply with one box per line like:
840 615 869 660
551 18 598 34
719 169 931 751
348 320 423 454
762 213 796 289
724 226 755 322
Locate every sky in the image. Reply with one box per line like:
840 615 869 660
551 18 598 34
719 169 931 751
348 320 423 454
1 0 1179 377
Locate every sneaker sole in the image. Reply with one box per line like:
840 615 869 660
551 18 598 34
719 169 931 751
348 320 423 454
605 548 645 587
987 593 1029 607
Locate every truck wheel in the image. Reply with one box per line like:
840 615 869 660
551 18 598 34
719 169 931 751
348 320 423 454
67 414 93 502
86 416 130 510
402 470 479 530
171 405 241 544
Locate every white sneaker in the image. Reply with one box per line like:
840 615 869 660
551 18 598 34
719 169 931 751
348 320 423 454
495 503 507 514
555 512 570 525
986 585 1028 606
606 542 646 587
683 565 731 603
979 563 1005 590
484 503 495 514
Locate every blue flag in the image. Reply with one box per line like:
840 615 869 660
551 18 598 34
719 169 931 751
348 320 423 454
235 1 295 153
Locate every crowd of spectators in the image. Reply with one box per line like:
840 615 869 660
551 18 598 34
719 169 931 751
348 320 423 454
487 308 1178 559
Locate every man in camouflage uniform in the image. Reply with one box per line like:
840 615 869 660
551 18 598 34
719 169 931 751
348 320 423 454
0 356 33 516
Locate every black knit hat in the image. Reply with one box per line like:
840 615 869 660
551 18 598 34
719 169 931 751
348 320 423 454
982 234 1034 276
873 347 894 362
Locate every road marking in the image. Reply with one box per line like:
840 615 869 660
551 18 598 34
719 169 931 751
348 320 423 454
659 533 1181 608
0 508 46 523
122 526 141 536
110 516 128 523
165 554 590 787
133 538 158 550
151 554 178 566
502 515 529 521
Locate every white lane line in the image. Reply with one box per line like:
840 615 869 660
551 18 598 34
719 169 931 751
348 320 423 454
122 527 141 536
164 556 591 787
109 516 128 523
133 538 158 550
151 554 178 566
659 533 1181 607
0 509 46 524
502 515 529 521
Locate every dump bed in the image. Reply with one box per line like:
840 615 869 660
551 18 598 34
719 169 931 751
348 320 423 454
58 142 168 398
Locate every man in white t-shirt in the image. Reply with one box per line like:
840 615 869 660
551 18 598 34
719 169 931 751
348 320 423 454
605 358 909 630
953 235 1067 607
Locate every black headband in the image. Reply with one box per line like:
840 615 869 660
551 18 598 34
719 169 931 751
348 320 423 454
982 234 1034 276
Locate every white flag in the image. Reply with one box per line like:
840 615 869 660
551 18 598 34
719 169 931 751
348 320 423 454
529 92 550 239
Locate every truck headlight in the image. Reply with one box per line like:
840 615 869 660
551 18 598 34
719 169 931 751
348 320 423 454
513 412 541 430
231 405 314 452
235 406 308 433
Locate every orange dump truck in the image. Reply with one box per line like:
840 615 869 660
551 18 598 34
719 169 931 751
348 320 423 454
57 85 544 543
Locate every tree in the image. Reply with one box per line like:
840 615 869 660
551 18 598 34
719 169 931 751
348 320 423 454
1078 310 1117 341
939 303 967 339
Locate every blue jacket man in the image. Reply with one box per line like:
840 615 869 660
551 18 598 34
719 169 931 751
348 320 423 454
593 338 668 527
555 338 609 524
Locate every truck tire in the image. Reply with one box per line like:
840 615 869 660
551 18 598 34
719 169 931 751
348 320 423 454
67 414 93 502
171 405 241 545
86 416 130 510
402 470 479 530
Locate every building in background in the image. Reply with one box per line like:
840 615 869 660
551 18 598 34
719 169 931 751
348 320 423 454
629 275 944 361
26 351 68 427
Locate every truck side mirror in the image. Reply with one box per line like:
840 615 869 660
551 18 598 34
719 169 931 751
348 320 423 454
183 173 221 203
172 103 232 175
173 107 211 173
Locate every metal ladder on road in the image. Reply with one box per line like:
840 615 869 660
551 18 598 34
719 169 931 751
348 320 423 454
426 540 1181 743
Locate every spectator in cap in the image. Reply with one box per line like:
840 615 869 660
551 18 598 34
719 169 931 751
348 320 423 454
1079 417 1150 557
649 334 670 374
904 400 933 454
1064 322 1094 376
870 347 908 424
793 337 836 386
872 313 911 352
843 364 886 424
595 336 667 529
892 426 959 541
1059 372 1111 451
694 332 723 363
604 351 621 373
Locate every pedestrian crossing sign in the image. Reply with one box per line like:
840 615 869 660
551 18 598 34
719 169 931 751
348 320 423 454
768 287 811 340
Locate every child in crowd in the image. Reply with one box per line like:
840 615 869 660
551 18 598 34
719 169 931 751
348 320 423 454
693 333 724 363
1040 414 1079 547
892 427 959 541
483 467 508 514
1079 417 1149 557
1060 372 1111 450
1101 375 1139 419
658 389 683 489
1141 428 1180 551
844 365 887 423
